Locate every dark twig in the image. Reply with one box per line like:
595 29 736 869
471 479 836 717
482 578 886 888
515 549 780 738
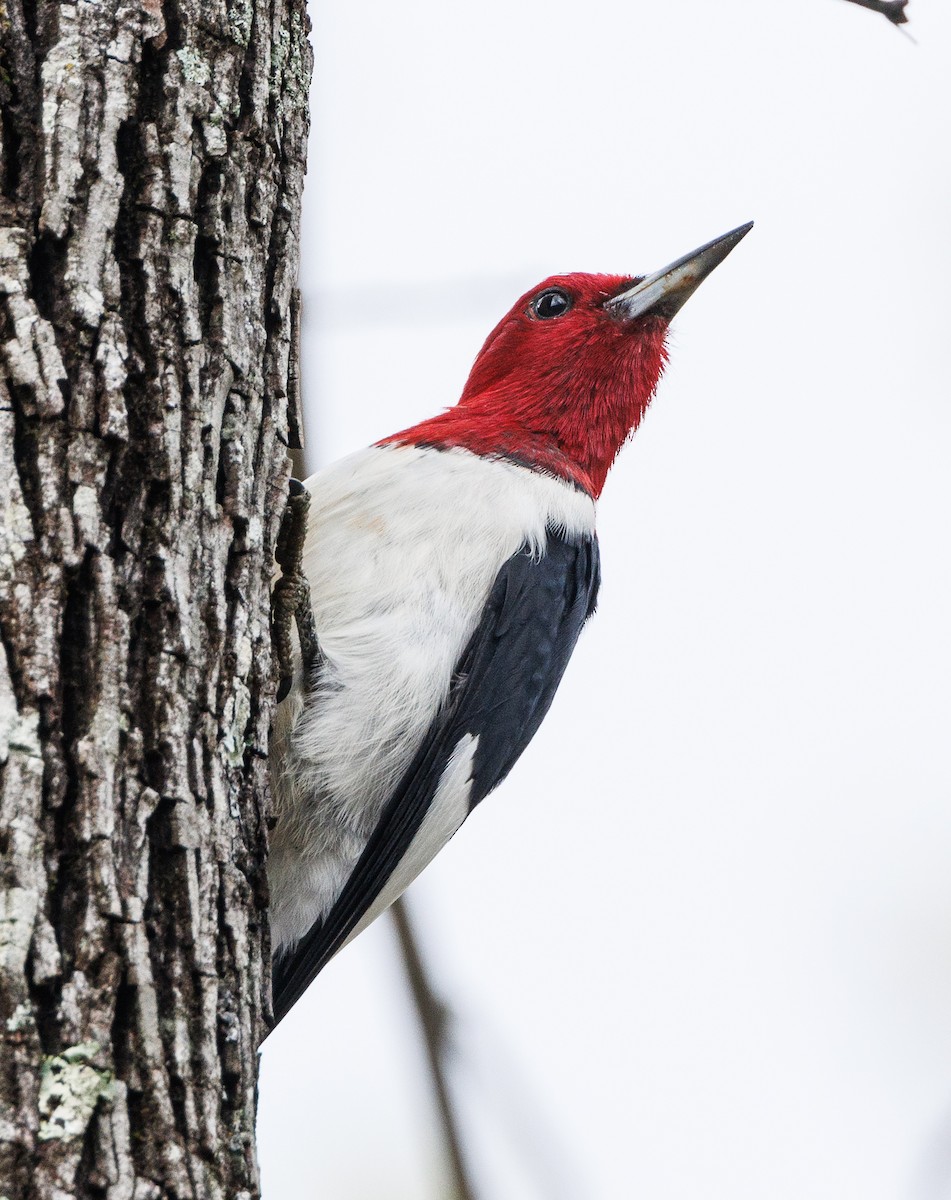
391 898 477 1200
841 0 909 25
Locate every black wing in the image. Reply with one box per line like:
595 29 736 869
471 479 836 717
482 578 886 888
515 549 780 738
272 527 600 1024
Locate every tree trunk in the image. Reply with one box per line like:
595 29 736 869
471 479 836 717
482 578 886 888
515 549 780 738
0 0 310 1195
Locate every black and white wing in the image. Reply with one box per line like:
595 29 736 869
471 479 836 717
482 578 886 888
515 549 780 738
272 527 600 1024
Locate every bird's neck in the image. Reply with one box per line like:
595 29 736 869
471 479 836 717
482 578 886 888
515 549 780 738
384 405 618 496
382 326 667 497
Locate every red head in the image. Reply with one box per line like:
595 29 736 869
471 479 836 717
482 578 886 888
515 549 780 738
382 223 752 498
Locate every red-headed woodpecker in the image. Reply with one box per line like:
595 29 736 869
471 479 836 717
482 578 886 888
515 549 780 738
269 223 752 1024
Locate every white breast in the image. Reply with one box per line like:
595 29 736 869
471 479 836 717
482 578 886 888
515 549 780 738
268 443 595 952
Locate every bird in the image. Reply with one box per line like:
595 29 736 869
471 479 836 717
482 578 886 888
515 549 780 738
268 222 752 1025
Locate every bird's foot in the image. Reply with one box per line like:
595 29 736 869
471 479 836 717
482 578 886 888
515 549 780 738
273 479 323 702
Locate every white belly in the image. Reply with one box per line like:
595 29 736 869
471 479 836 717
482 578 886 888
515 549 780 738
268 443 595 952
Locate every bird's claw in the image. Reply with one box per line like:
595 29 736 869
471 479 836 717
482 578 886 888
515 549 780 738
273 479 323 700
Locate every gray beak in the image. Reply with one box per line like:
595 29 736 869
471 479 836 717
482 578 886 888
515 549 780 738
605 222 753 322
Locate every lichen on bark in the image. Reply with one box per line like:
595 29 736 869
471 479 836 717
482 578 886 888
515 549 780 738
0 0 311 1196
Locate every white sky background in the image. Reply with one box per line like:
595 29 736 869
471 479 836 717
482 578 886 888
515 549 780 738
258 2 951 1197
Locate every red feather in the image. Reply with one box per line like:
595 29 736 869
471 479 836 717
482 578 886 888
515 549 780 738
381 273 669 498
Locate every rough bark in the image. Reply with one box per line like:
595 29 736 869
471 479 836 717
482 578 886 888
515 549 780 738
0 0 311 1196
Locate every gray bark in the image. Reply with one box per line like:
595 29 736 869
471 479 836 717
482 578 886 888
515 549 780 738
0 1 311 1196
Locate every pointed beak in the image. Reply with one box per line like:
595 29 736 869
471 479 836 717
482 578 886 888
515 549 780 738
605 221 753 322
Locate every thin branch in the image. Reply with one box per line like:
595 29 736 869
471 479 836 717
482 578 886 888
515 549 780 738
391 898 478 1200
841 0 909 25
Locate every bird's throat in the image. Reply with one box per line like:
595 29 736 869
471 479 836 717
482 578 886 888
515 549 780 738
384 323 668 497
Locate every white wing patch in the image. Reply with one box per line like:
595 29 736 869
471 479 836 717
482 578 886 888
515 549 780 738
341 732 478 951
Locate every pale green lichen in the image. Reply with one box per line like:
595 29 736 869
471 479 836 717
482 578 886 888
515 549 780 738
221 679 252 767
4 707 41 759
38 1042 114 1142
176 47 210 87
5 1002 32 1032
270 11 311 120
229 0 252 47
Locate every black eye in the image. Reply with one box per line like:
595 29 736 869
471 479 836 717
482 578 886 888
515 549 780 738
531 289 572 320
